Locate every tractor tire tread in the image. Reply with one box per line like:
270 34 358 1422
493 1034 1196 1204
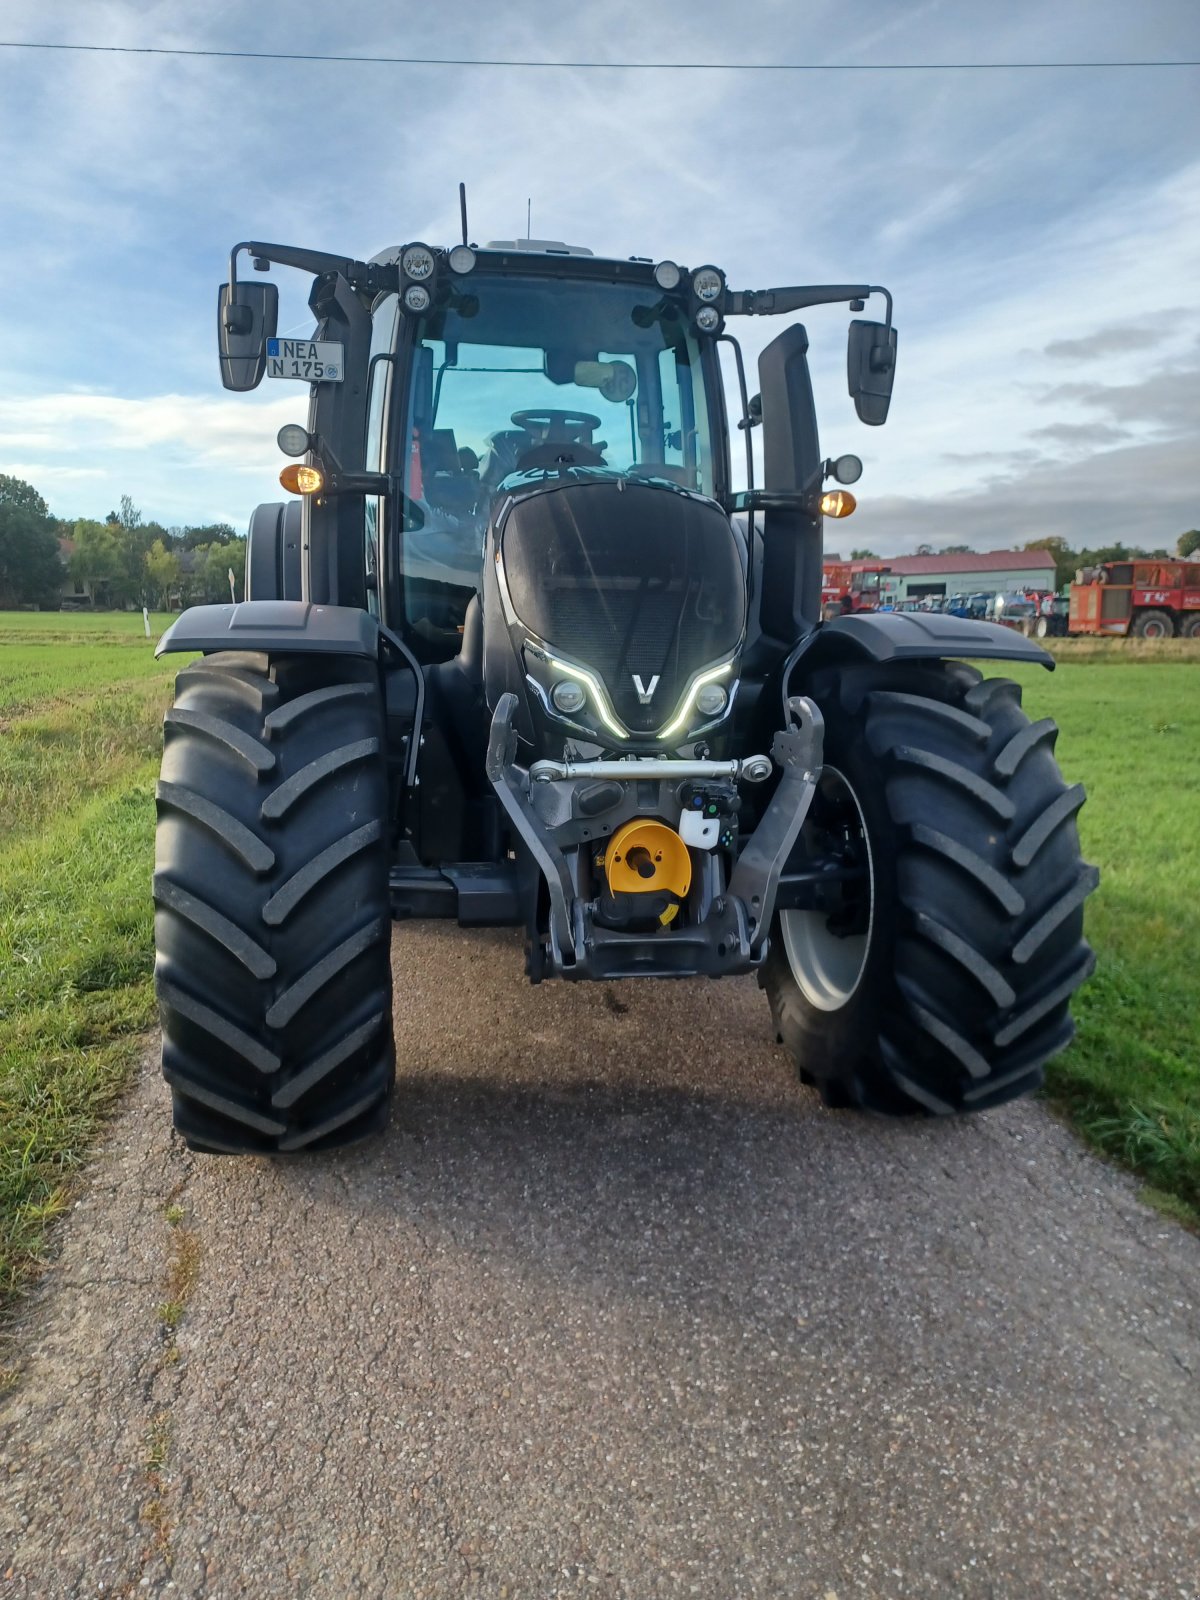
155 653 394 1153
762 660 1096 1115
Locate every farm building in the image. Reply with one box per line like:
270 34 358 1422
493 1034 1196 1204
878 549 1057 605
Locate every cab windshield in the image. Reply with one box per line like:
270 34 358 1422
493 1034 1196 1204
392 275 717 650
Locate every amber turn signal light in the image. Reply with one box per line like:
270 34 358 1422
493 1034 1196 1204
280 464 324 495
819 489 857 518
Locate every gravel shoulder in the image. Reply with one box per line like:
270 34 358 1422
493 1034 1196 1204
2 923 1199 1598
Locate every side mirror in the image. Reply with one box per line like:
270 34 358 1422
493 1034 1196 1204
847 319 898 426
217 282 279 392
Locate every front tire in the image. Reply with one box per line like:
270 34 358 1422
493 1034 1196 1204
154 652 395 1152
760 661 1097 1114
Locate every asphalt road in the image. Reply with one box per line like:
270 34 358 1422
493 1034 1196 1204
2 924 1199 1599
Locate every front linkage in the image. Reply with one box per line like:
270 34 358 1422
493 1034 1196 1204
487 691 825 982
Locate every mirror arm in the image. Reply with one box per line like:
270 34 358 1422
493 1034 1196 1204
726 283 892 327
228 240 398 298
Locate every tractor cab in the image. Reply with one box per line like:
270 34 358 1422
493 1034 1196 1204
376 247 728 659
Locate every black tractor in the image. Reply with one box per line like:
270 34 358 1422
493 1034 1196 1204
153 217 1096 1152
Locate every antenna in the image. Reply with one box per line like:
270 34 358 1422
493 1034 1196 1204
526 198 531 240
459 182 469 248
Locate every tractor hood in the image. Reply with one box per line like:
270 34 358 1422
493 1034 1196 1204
488 469 747 747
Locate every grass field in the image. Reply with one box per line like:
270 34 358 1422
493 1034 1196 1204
0 614 1197 1314
1 612 181 1306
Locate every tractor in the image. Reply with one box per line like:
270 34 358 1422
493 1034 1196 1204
152 211 1097 1151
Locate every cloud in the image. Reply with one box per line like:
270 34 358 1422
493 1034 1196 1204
0 389 300 525
1037 363 1200 430
0 0 1197 547
1043 326 1170 360
1030 422 1132 446
852 431 1197 555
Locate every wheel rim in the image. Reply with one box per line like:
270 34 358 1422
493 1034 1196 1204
1142 616 1169 638
780 766 875 1012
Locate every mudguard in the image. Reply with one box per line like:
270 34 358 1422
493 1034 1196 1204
786 610 1054 678
155 601 380 658
245 501 303 602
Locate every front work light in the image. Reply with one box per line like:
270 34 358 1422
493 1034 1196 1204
448 244 476 274
280 463 324 495
653 260 682 290
819 489 857 518
401 244 436 280
691 266 724 303
277 423 311 457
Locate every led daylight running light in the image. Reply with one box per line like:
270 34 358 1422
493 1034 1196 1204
404 284 431 313
659 663 734 741
545 655 627 739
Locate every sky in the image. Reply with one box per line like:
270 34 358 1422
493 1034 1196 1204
0 0 1197 556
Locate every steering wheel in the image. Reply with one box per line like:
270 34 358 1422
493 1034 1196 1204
510 409 602 444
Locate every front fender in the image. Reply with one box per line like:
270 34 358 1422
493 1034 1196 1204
155 601 380 658
786 610 1053 680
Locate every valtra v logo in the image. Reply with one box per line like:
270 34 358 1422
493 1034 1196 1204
632 674 660 704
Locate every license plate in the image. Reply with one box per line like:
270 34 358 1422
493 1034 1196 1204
265 338 344 382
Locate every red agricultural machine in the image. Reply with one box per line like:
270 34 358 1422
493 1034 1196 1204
1069 560 1200 640
821 558 890 617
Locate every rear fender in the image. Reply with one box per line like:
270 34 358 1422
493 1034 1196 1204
245 501 303 601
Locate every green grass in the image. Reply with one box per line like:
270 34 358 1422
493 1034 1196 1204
0 612 1197 1320
1006 658 1200 1223
0 612 178 715
0 611 181 1307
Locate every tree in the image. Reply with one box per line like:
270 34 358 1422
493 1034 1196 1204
145 539 182 608
915 543 934 556
940 544 972 555
1023 536 1078 592
181 522 237 551
850 548 878 560
69 520 123 605
1177 529 1200 559
0 473 62 607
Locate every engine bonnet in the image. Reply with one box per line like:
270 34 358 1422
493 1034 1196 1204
496 475 745 736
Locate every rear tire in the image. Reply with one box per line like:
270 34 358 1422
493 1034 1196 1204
154 652 395 1152
1181 614 1200 639
760 660 1097 1114
1130 610 1175 639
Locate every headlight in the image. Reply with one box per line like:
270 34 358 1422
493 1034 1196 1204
401 244 436 281
551 679 587 714
695 682 728 717
691 266 724 303
694 305 721 333
403 284 431 313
